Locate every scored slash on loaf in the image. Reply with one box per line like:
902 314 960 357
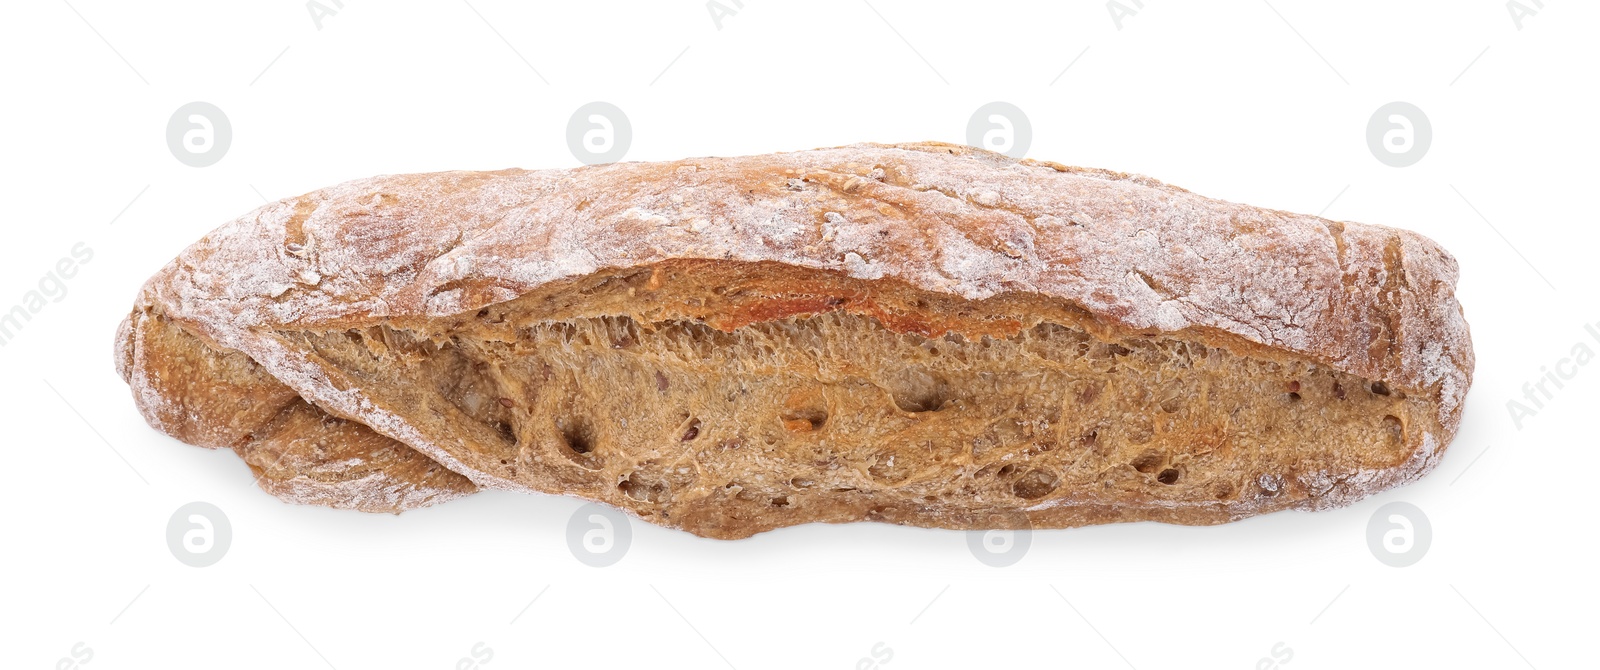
115 141 1473 539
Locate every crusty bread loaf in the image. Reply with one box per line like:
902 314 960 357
115 141 1473 539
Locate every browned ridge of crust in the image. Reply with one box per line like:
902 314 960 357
115 141 1473 539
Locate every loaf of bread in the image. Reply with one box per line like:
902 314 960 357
116 141 1473 539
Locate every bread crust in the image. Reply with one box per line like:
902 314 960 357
117 141 1473 537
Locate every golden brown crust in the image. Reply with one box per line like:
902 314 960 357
235 399 476 513
116 142 1473 538
118 310 476 510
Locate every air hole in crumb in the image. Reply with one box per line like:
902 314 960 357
1288 392 1302 402
1371 381 1391 396
1131 451 1163 474
782 388 829 432
790 477 816 489
491 420 516 444
1090 342 1131 359
618 473 668 503
1382 415 1403 442
565 431 591 454
996 464 1019 478
1011 469 1059 499
557 419 598 466
886 367 949 413
780 407 828 432
1157 468 1182 485
770 496 790 507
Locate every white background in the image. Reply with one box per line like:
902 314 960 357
2 1 1594 668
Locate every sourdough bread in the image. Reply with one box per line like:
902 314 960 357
116 141 1473 539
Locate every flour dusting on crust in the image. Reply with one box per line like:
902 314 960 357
139 142 1471 430
121 141 1474 531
